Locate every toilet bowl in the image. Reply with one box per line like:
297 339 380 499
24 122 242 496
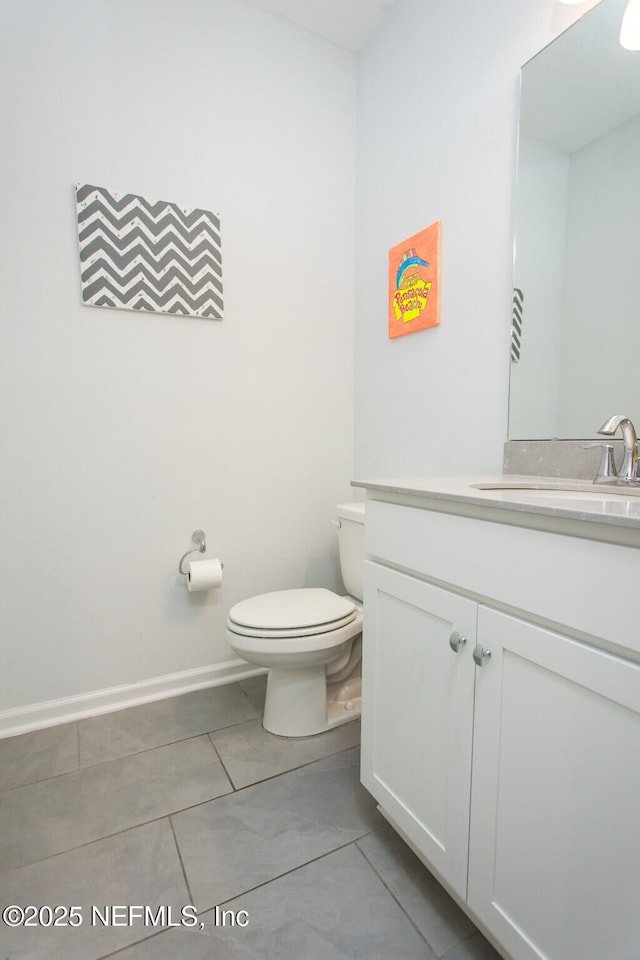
226 503 365 737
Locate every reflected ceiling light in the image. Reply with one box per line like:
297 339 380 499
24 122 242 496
557 0 640 51
620 0 640 48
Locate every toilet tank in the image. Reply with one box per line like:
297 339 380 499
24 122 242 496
336 502 365 602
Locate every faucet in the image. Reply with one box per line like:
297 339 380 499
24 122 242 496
597 414 639 482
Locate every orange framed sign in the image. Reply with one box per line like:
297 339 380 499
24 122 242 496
388 221 441 338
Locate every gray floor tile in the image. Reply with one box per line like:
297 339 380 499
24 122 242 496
0 686 494 960
0 736 232 871
0 819 190 960
97 923 223 960
78 685 259 766
107 844 435 960
238 674 267 712
171 747 382 910
0 722 78 790
443 932 505 960
357 824 475 956
211 716 361 788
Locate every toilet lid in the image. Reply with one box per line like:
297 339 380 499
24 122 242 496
228 588 356 632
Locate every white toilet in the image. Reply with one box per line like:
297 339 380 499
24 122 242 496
226 502 365 737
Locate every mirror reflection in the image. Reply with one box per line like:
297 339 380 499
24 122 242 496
508 0 640 440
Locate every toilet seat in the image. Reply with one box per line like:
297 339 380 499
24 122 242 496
227 614 363 666
227 588 357 639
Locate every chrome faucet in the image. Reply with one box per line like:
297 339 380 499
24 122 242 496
597 414 639 482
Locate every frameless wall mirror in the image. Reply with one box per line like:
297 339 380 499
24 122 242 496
508 0 640 440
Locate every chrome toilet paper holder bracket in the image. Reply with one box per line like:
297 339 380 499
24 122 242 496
178 529 207 574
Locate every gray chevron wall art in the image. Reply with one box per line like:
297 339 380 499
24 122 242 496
75 183 223 320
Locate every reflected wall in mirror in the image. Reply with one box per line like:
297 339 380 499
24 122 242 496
509 0 640 440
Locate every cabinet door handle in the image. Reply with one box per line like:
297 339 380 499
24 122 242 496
449 631 467 653
473 643 492 667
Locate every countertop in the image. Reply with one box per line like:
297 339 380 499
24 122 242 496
352 474 640 543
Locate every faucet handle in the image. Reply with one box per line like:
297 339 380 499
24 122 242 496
581 442 618 483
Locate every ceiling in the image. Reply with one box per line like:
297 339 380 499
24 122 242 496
243 0 397 52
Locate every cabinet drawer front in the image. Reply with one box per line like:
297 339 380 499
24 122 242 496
468 606 640 960
366 498 640 654
361 561 476 898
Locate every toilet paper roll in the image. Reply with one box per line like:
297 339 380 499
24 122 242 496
186 558 223 592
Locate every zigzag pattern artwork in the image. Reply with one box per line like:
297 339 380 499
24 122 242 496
511 287 523 362
75 183 223 319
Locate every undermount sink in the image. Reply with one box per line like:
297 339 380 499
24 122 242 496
471 480 640 512
474 482 627 499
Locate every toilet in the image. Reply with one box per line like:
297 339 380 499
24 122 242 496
226 502 365 737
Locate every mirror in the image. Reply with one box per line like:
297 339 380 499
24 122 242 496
508 0 640 440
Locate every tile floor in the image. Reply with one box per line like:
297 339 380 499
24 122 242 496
0 677 504 959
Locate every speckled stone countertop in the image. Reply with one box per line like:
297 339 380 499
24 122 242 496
352 474 640 541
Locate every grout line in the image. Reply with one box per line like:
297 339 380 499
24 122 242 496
0 815 191 877
207 733 238 791
224 735 362 795
169 814 196 904
95 926 170 959
354 840 440 956
74 719 261 774
236 676 267 712
0 733 218 797
209 837 367 909
0 725 81 794
75 720 80 773
0 766 79 795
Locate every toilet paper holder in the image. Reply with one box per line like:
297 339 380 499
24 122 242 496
178 529 207 574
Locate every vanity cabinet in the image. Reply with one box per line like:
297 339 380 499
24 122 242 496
360 563 476 900
361 496 640 960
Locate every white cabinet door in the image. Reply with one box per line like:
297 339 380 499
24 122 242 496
468 606 640 960
361 561 477 898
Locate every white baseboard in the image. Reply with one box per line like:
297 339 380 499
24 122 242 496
0 660 267 739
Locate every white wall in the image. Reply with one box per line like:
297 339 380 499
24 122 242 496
0 0 356 728
354 0 573 478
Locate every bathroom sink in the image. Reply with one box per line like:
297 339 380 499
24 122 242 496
474 483 625 500
471 481 640 513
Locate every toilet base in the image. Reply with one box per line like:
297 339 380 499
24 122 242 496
263 666 361 738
